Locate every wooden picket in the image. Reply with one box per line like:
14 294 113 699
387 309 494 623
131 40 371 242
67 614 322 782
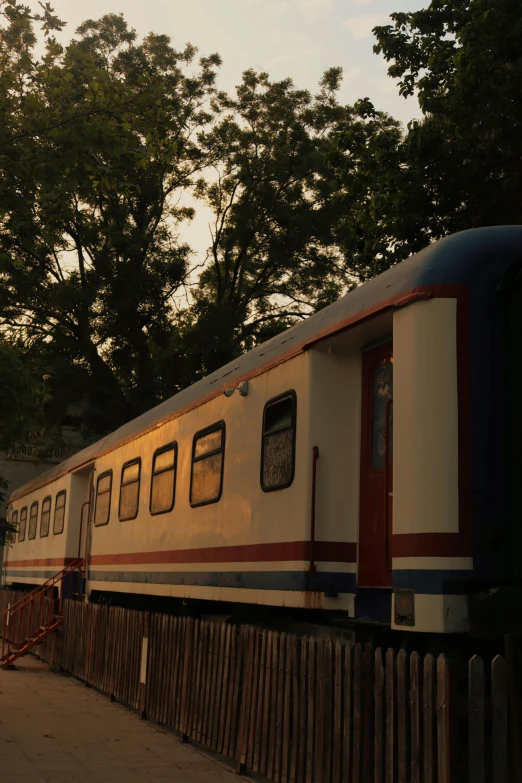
2 591 521 783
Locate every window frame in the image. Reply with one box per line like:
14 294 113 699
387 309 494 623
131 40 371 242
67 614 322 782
190 421 226 508
53 490 66 535
260 390 297 493
149 442 177 516
18 506 27 542
94 470 113 527
11 509 18 543
40 496 52 538
28 501 39 540
118 458 142 522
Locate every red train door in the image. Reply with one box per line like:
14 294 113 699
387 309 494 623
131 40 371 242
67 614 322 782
358 342 393 587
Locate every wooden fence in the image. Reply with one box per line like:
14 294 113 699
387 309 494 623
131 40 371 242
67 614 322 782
1 590 521 783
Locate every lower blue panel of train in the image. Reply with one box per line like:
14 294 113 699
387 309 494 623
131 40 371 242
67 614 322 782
392 569 473 595
62 570 83 598
89 569 357 593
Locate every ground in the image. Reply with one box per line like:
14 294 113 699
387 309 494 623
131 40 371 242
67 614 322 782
0 655 238 783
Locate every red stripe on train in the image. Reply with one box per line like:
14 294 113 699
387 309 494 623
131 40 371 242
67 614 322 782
5 557 77 568
6 533 472 570
88 541 357 566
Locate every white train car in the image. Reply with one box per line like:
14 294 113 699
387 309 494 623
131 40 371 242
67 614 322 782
3 468 90 587
4 227 522 637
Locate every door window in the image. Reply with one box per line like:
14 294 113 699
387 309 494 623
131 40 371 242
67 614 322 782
372 361 393 469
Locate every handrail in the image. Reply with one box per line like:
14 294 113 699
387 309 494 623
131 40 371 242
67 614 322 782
4 559 84 616
309 446 320 576
1 558 84 667
384 399 393 570
78 502 90 560
4 560 83 616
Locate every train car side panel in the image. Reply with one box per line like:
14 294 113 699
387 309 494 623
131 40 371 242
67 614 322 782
4 472 86 593
391 298 471 633
87 354 323 608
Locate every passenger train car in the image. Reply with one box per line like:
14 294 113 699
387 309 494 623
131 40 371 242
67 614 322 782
3 226 522 638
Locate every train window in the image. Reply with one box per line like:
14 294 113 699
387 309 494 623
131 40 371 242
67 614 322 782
53 491 66 535
11 510 18 543
190 422 225 507
18 507 27 542
372 362 393 469
94 471 112 526
150 443 177 515
119 459 141 521
40 496 52 537
261 391 297 491
28 502 38 540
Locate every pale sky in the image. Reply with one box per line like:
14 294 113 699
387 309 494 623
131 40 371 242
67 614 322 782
46 0 427 259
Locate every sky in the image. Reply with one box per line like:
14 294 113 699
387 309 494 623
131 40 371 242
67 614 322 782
45 0 428 258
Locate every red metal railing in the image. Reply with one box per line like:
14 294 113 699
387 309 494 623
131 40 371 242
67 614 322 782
1 558 84 668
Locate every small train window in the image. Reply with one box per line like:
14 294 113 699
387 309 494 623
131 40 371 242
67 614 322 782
53 491 66 535
18 507 27 542
261 391 297 492
28 502 39 540
190 422 225 507
94 471 112 527
119 459 141 521
10 510 18 543
372 362 393 470
150 443 177 515
40 496 51 538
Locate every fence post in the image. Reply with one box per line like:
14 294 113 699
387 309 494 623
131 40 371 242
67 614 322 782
139 612 150 720
423 653 436 783
436 654 452 783
409 651 421 783
397 649 408 783
505 635 522 783
386 648 396 783
491 655 508 783
468 655 484 783
374 648 384 783
180 617 194 742
438 653 460 783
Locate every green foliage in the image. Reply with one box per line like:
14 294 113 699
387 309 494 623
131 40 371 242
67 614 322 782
0 338 53 539
373 0 522 236
0 339 51 452
184 70 402 375
0 472 16 547
1 0 520 490
0 3 407 420
0 9 222 433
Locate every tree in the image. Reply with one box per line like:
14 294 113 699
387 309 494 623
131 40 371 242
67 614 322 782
0 4 408 433
0 339 51 452
0 10 221 434
183 70 403 376
373 0 522 238
0 337 54 546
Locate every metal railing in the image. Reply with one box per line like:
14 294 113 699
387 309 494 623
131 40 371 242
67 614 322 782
1 558 84 668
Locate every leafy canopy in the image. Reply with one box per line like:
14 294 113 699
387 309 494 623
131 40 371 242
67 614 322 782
0 3 404 423
373 0 522 235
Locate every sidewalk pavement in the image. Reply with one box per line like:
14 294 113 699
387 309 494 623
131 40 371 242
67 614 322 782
0 655 239 783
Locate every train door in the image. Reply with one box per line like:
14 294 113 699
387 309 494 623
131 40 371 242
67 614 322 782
358 342 393 588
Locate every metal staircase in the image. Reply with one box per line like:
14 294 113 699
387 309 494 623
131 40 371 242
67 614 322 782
1 559 84 669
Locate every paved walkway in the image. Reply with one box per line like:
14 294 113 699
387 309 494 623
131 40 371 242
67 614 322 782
0 655 238 783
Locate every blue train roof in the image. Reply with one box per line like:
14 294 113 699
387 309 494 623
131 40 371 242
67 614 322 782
10 226 522 501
